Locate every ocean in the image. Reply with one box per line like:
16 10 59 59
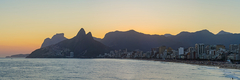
0 58 240 80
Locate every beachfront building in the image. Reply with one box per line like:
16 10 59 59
151 48 158 58
167 47 173 59
209 50 216 59
146 51 151 58
139 51 143 58
162 49 167 60
178 47 184 58
156 53 160 58
142 53 147 58
228 53 240 60
159 46 166 57
229 44 239 53
227 44 240 60
126 52 131 58
215 48 227 60
204 45 216 60
171 50 178 59
186 47 196 59
195 43 205 59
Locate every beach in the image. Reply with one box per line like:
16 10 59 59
131 58 240 70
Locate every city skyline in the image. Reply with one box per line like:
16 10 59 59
1 0 240 57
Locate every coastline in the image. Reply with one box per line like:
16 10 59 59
124 58 240 70
12 57 240 70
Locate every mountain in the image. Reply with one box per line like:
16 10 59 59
5 54 29 58
164 34 173 37
99 29 240 51
101 30 178 51
217 30 233 35
170 29 216 48
41 33 67 48
27 28 112 58
93 37 102 42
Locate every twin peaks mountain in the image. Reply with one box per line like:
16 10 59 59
27 28 111 58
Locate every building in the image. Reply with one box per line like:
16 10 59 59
228 53 240 60
166 47 173 58
172 50 178 59
178 47 184 56
162 49 167 60
159 46 166 55
195 43 205 59
229 44 239 53
70 52 74 57
151 48 158 58
187 47 196 59
167 47 173 53
216 45 225 51
66 52 74 58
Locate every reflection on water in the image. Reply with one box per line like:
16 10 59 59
0 58 239 80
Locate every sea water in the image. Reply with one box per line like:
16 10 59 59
0 58 240 80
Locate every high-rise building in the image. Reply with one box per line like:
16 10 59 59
187 47 194 53
205 45 216 54
167 47 173 53
195 43 205 59
229 44 239 53
187 47 196 59
178 47 184 55
159 46 166 55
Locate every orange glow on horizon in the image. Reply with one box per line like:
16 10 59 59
0 45 39 57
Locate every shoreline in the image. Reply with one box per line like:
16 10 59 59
6 57 240 70
128 58 240 70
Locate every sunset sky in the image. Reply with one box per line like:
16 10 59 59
1 0 240 57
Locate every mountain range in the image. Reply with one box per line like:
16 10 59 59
27 28 111 58
29 29 240 58
99 30 240 51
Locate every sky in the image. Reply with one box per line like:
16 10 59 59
1 0 240 57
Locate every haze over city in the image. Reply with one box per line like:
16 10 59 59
1 0 240 57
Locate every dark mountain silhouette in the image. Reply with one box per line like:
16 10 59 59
101 30 177 51
169 29 216 48
100 29 240 51
164 34 173 37
41 33 67 48
27 28 111 58
217 30 233 35
5 54 29 58
93 37 102 42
